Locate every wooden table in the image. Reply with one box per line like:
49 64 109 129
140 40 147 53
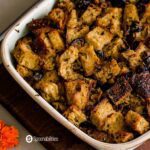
0 64 149 150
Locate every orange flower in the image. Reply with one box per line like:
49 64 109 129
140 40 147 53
0 121 5 131
0 120 19 150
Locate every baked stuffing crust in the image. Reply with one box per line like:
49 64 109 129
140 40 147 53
13 0 150 143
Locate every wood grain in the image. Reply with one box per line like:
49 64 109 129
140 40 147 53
0 64 149 150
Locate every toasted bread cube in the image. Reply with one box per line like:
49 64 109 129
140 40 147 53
67 9 78 28
103 38 125 59
80 44 101 76
135 24 150 41
49 8 68 30
59 46 83 80
136 43 149 55
52 101 67 112
31 26 52 36
141 3 150 24
39 70 59 83
127 94 145 114
57 0 75 12
95 59 121 84
90 99 115 130
122 43 148 70
97 7 123 37
118 62 130 75
66 26 89 44
107 77 132 105
122 50 142 70
27 18 50 33
125 110 149 134
48 30 64 52
41 53 55 71
123 4 139 31
102 112 125 134
81 4 101 25
13 38 40 70
64 105 87 126
89 88 103 104
113 131 134 143
65 79 96 109
15 51 40 70
27 17 50 35
66 9 89 44
33 30 56 71
33 30 52 52
16 65 33 78
86 27 113 50
35 82 60 102
67 25 89 44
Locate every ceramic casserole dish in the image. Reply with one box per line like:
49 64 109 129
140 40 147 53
1 0 150 149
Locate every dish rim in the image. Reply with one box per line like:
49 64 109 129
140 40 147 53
1 0 150 149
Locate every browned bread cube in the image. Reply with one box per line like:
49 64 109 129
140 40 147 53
38 70 59 83
118 62 130 75
113 131 134 143
86 27 113 50
48 30 64 52
67 26 89 44
27 18 50 33
97 7 123 37
103 38 125 59
66 9 89 44
135 25 150 41
57 0 75 12
123 4 139 31
48 8 68 30
127 94 145 115
122 43 148 70
67 9 78 28
122 50 142 70
59 46 83 80
64 105 87 126
35 81 60 102
32 29 56 71
65 79 96 109
81 4 101 25
125 110 149 134
107 77 132 105
90 99 115 130
52 101 67 112
13 37 40 71
79 44 101 76
141 4 150 24
102 112 125 134
16 65 33 78
95 59 121 84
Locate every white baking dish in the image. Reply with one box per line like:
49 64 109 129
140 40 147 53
1 0 150 149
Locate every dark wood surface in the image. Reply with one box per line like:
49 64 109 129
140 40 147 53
0 64 150 150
